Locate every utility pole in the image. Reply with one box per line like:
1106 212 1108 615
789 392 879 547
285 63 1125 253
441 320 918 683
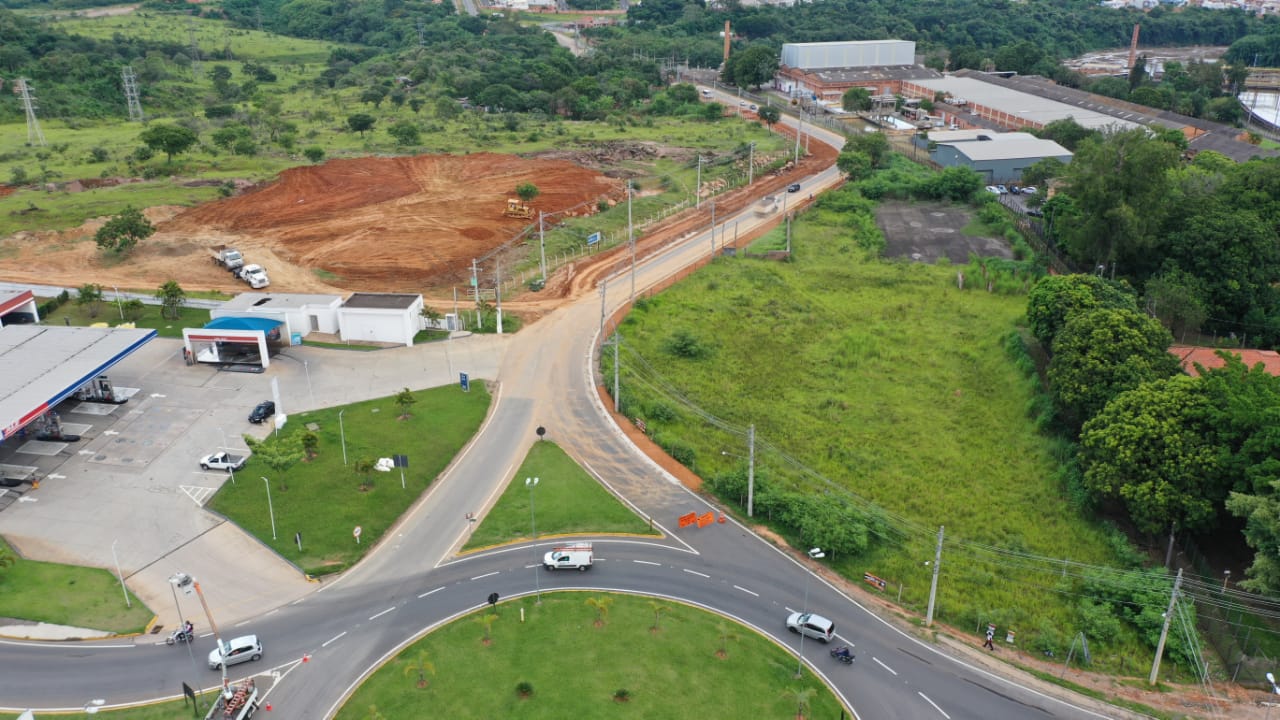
748 142 755 184
599 278 607 339
612 333 620 413
628 181 636 301
122 66 144 123
538 211 547 282
1149 568 1183 685
495 259 503 335
747 424 755 517
710 201 716 254
471 258 480 329
696 155 703 209
17 79 46 147
925 525 944 626
794 111 804 165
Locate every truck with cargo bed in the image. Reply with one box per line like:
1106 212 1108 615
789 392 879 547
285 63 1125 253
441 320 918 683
212 248 245 272
199 451 247 472
205 679 259 720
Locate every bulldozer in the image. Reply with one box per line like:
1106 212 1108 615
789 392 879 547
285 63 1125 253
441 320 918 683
504 198 535 220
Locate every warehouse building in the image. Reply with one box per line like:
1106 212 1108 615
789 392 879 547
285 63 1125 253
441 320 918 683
922 131 1073 183
775 40 940 106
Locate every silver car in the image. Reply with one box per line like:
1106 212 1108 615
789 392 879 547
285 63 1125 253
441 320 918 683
786 612 835 642
208 634 263 670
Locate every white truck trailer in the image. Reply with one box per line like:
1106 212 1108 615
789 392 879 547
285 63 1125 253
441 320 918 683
205 678 259 720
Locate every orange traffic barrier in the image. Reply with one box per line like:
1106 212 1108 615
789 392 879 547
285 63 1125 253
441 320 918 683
697 511 715 528
678 512 697 528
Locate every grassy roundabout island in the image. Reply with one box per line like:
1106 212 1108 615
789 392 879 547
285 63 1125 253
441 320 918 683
336 592 846 720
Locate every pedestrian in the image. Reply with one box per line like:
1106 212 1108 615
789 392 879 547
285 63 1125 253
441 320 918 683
983 629 995 651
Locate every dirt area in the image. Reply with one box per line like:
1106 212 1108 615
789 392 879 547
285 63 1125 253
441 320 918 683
876 200 1012 263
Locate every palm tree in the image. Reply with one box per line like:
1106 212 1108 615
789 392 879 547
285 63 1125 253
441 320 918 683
363 705 386 720
715 622 739 658
585 596 613 627
647 599 670 633
0 544 15 576
781 687 815 720
475 612 498 644
402 650 435 689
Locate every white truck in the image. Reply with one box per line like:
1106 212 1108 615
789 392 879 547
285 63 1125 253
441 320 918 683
205 678 259 720
543 543 593 571
238 264 270 289
199 451 247 472
213 248 245 272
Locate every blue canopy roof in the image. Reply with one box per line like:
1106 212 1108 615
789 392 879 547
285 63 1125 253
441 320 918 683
204 316 283 332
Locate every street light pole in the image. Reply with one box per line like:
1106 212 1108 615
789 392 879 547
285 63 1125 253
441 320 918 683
110 539 131 608
526 476 541 604
696 155 702 209
796 547 825 678
720 423 756 517
168 572 200 677
262 477 277 541
748 142 755 184
113 286 124 321
627 181 635 301
338 409 347 465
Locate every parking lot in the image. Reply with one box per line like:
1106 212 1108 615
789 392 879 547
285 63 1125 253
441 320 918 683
875 200 1014 264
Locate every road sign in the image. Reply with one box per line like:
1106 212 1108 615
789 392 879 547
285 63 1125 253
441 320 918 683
353 526 362 544
460 372 469 392
587 231 601 246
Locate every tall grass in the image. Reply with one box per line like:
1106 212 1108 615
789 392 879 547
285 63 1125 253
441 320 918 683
608 190 1170 676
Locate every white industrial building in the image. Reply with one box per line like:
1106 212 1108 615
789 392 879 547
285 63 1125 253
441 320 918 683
211 293 343 344
780 40 915 70
338 293 424 347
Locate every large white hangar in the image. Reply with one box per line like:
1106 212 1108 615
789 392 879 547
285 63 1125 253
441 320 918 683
0 322 157 442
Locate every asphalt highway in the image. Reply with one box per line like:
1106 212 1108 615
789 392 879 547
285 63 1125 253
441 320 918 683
0 102 1132 720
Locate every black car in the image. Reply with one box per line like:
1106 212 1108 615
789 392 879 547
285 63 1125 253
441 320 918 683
787 183 801 193
1027 208 1044 218
248 401 276 424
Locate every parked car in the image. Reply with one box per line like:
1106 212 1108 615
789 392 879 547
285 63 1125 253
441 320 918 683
1022 186 1038 195
786 612 835 642
208 635 263 670
248 401 276 424
1027 208 1044 218
1009 184 1021 194
995 185 1009 194
787 183 801 193
739 100 746 106
984 186 1002 196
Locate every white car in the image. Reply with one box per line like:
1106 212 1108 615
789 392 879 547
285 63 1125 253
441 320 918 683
1022 186 1038 195
984 186 1001 196
995 185 1009 194
208 635 263 670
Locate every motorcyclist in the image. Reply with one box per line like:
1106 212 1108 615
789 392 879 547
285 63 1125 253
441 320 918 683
183 620 194 640
835 646 852 660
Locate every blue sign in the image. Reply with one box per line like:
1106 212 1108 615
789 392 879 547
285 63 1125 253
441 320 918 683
586 231 601 246
460 372 469 392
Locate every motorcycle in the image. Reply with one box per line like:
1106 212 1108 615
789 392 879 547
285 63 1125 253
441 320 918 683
166 627 193 646
830 646 855 665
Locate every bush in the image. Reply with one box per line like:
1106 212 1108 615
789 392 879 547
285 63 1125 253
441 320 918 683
663 329 708 359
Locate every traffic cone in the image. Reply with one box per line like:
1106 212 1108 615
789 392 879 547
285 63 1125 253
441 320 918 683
264 703 272 712
718 513 726 523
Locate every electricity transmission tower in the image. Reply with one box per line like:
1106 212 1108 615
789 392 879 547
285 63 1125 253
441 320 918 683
17 78 46 147
416 18 425 47
122 66 144 123
188 21 202 78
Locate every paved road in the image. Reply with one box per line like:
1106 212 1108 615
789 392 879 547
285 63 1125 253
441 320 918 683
0 109 1139 719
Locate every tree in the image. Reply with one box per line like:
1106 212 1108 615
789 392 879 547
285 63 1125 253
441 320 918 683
1144 270 1207 342
1033 118 1099 153
155 280 186 320
76 283 104 319
1047 307 1182 433
95 206 154 255
303 146 325 163
387 120 420 146
138 124 199 163
1025 274 1138 350
782 687 815 719
245 433 305 489
301 431 319 460
515 183 540 203
647 599 670 632
585 596 613 626
757 104 780 128
394 387 416 419
121 298 145 322
715 622 739 658
475 612 498 644
1080 375 1224 535
353 457 375 491
0 544 14 578
360 86 388 108
726 45 779 89
841 87 872 112
843 132 890 169
347 113 376 137
835 150 872 181
402 650 435 688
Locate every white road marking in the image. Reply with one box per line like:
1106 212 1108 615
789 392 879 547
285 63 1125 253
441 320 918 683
418 587 444 599
918 692 950 719
265 609 279 616
874 657 897 675
733 585 759 597
633 560 661 566
321 632 346 648
470 571 499 580
682 569 709 578
234 619 251 627
368 607 395 621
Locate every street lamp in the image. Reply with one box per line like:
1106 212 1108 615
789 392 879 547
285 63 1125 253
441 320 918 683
110 539 131 608
796 547 825 678
168 572 200 677
113 286 124 321
338 409 347 465
526 477 541 604
262 477 277 541
720 424 755 517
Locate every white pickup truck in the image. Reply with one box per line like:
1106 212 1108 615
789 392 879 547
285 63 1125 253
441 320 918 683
205 678 259 720
543 543 593 571
199 451 247 472
238 264 270 289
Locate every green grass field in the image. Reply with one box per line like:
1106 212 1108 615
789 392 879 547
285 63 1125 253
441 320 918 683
608 193 1161 673
0 538 152 633
207 384 491 576
463 440 659 551
335 592 845 720
37 296 212 339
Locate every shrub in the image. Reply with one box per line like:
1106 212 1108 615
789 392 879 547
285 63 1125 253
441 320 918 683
515 681 533 698
663 329 708 359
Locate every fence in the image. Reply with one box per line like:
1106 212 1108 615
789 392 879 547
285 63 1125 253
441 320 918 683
1182 534 1278 686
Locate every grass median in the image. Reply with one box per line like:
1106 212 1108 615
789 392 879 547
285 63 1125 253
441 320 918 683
208 384 491 576
336 592 846 720
462 440 659 551
0 538 152 634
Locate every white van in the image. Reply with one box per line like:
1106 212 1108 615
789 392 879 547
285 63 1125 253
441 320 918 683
544 543 593 571
786 612 835 642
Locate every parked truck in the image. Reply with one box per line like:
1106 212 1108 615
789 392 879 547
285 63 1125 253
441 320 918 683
199 451 247 472
754 195 778 216
205 678 259 720
543 542 593 571
212 248 245 272
237 264 270 289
